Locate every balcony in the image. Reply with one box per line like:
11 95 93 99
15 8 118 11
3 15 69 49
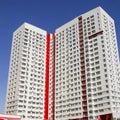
83 112 88 117
82 86 86 90
83 106 87 111
82 96 87 101
82 80 86 85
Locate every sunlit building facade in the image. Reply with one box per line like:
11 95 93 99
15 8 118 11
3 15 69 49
5 23 55 120
55 7 120 120
5 7 120 120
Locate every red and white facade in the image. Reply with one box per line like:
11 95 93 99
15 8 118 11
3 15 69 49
55 7 120 120
44 34 55 120
5 7 120 120
0 114 21 120
5 23 55 120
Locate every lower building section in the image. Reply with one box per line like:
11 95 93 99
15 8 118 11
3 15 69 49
69 119 82 120
69 118 86 120
98 113 113 120
69 113 113 120
0 114 21 120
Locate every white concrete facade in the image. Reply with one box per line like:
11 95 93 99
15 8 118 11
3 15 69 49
5 23 47 120
0 114 21 120
5 6 120 120
55 7 120 120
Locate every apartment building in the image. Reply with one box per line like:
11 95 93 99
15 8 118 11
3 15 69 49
5 23 55 120
5 6 120 120
55 7 120 120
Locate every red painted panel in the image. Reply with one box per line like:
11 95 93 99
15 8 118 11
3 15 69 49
99 113 113 120
8 118 21 120
88 30 103 39
0 118 4 120
0 117 20 120
52 33 55 120
52 34 55 40
98 116 102 120
44 34 50 120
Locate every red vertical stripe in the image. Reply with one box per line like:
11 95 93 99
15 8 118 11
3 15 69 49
79 16 88 120
52 34 55 120
0 118 20 120
44 34 50 120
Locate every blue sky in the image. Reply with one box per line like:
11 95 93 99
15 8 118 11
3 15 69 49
0 0 120 113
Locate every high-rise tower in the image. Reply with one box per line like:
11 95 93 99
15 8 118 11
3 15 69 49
5 23 55 120
55 7 120 120
5 7 120 120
